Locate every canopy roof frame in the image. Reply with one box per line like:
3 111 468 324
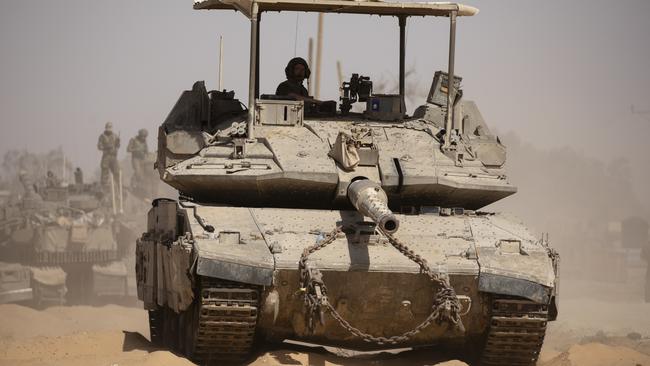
194 0 478 18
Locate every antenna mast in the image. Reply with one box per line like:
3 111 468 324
308 38 314 96
218 36 224 90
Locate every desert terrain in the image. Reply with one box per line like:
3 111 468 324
1 278 649 366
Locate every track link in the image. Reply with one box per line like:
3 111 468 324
480 298 549 366
164 277 259 365
146 278 260 364
192 278 259 363
148 309 164 346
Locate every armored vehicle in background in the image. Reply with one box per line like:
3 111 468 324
0 262 33 304
0 177 133 305
136 1 559 365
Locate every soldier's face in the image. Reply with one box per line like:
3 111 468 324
293 64 306 80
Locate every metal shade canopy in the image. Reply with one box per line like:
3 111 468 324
194 0 476 142
194 0 478 18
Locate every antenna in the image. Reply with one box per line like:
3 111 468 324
62 152 66 184
293 14 300 56
218 36 224 91
315 13 324 99
336 60 343 89
308 38 314 96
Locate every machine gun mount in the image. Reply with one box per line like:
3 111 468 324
340 74 372 114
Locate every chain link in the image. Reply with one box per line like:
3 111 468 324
298 225 465 345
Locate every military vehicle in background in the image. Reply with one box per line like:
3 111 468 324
0 262 33 304
136 1 559 365
0 172 133 305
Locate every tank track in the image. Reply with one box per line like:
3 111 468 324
190 278 260 363
148 309 164 345
480 297 549 366
149 277 260 365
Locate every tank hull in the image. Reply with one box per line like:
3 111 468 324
136 200 558 362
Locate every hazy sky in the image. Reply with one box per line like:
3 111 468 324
1 0 649 206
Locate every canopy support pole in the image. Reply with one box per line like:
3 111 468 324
247 2 260 139
443 11 457 150
314 13 324 99
255 12 261 99
398 15 406 100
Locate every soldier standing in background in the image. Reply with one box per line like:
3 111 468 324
126 129 148 190
18 170 40 200
74 167 83 186
97 122 120 190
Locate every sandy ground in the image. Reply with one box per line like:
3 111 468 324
2 282 650 366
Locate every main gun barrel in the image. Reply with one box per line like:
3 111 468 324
347 180 399 234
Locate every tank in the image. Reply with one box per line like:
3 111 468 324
0 262 33 304
0 174 133 305
135 1 560 365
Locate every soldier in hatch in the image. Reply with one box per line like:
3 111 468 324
127 129 149 190
97 122 121 190
276 57 321 104
45 171 61 188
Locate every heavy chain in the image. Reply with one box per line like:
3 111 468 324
298 225 465 345
298 226 341 333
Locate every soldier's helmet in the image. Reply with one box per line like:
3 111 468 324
138 129 148 138
285 57 311 79
105 122 113 131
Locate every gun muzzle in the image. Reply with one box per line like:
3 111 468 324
347 179 399 234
